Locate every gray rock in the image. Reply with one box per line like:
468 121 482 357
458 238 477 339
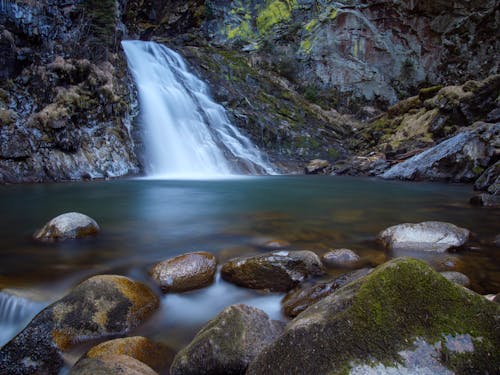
305 159 330 174
322 248 360 267
221 250 325 292
474 160 500 194
469 193 500 207
170 304 284 375
149 252 217 293
33 212 100 242
282 267 373 318
0 275 159 375
381 123 499 182
377 221 470 253
440 271 471 287
246 258 500 375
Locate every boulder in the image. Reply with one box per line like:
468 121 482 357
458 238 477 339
474 160 500 194
33 212 100 242
70 354 158 375
322 249 360 268
149 252 217 293
247 258 500 375
469 193 500 207
377 221 470 253
282 268 373 318
381 123 499 182
440 271 471 287
0 275 159 375
304 159 330 174
221 250 325 292
170 304 284 375
80 336 173 373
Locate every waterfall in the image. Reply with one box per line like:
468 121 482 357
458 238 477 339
0 291 46 346
122 40 275 178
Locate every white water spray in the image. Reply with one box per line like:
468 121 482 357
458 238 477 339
122 40 275 178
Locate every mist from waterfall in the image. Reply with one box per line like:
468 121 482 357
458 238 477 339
122 40 275 178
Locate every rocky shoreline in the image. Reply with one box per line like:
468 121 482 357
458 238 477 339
0 213 498 374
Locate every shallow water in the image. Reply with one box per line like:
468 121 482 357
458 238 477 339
0 176 498 351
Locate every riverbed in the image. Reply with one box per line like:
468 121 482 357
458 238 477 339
0 176 498 353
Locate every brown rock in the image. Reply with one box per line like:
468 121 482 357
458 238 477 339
149 252 217 293
82 336 174 373
70 354 158 375
221 250 325 292
304 159 330 174
0 275 159 374
282 268 373 318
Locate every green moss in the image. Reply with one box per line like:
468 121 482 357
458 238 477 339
472 166 485 176
300 39 312 54
304 18 318 32
345 259 500 372
329 8 338 20
227 21 255 41
256 0 297 35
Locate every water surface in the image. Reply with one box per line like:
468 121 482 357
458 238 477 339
0 176 498 350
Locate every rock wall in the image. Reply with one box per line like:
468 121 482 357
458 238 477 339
0 0 139 183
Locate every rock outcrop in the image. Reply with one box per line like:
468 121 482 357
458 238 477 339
0 275 159 375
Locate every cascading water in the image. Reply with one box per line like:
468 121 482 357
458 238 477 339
122 40 275 178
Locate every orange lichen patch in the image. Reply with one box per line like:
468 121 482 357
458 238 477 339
51 329 72 350
85 336 174 372
110 275 160 322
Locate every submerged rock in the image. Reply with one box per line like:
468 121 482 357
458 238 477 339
282 268 372 318
322 248 360 268
440 271 471 287
80 336 173 373
70 354 158 375
33 212 100 242
377 221 471 253
221 250 324 292
0 275 159 375
247 258 500 375
149 252 217 293
170 304 284 375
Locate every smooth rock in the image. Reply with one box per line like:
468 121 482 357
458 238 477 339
149 252 217 293
440 271 471 287
33 212 100 242
304 159 330 174
81 336 173 373
70 354 158 375
170 304 284 375
261 239 291 250
221 250 325 292
247 258 500 375
282 268 373 318
470 193 500 207
0 275 159 375
377 221 470 252
322 248 360 267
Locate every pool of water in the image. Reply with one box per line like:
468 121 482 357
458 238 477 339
0 176 498 352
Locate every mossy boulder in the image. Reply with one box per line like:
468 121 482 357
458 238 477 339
0 275 159 375
247 258 500 375
281 267 372 318
79 336 174 373
170 304 284 375
221 250 325 292
377 221 470 253
33 212 100 242
70 354 158 375
149 252 217 293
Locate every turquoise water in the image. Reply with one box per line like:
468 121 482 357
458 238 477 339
0 176 498 350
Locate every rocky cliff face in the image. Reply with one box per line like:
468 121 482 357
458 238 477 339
0 0 139 183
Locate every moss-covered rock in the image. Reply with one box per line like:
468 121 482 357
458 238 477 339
247 258 500 375
221 250 325 292
170 304 284 375
80 336 173 373
0 275 159 375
